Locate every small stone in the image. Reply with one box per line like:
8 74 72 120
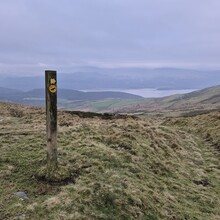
14 192 29 200
16 214 26 219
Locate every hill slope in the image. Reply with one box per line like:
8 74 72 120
2 85 220 115
0 102 219 219
0 87 142 107
94 85 220 116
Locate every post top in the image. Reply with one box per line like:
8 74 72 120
45 70 56 72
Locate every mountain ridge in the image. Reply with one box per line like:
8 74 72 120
1 67 220 91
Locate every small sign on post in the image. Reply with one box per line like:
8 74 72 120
45 70 58 177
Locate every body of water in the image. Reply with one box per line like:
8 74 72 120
82 88 197 98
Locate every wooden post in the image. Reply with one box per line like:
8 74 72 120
45 70 58 177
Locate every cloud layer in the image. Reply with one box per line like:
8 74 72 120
1 0 220 75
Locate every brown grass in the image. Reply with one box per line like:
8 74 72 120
0 102 219 219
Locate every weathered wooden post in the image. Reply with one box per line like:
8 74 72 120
45 70 58 178
35 70 70 182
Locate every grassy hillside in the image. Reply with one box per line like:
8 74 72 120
0 102 220 219
90 85 220 116
56 85 220 115
0 87 142 108
2 85 220 116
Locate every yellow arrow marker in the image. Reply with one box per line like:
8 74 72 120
50 78 56 84
49 85 57 93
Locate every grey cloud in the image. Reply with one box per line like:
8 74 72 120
0 0 220 75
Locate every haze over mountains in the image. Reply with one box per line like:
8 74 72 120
1 83 220 116
2 67 220 114
1 67 220 91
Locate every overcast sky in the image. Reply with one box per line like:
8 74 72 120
1 0 220 75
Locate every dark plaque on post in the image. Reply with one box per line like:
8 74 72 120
45 70 58 177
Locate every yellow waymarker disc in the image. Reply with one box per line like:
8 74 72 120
49 85 57 93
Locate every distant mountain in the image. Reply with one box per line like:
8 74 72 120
0 87 25 102
0 87 142 107
1 67 220 91
0 87 22 95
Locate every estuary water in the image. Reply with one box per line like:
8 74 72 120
82 88 197 98
121 88 197 98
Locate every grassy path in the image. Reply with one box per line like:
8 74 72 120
0 103 220 219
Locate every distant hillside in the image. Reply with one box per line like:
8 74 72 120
2 84 220 116
0 87 142 107
0 87 23 95
177 85 220 104
112 85 220 116
75 85 220 115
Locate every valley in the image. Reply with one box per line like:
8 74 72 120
1 85 220 117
